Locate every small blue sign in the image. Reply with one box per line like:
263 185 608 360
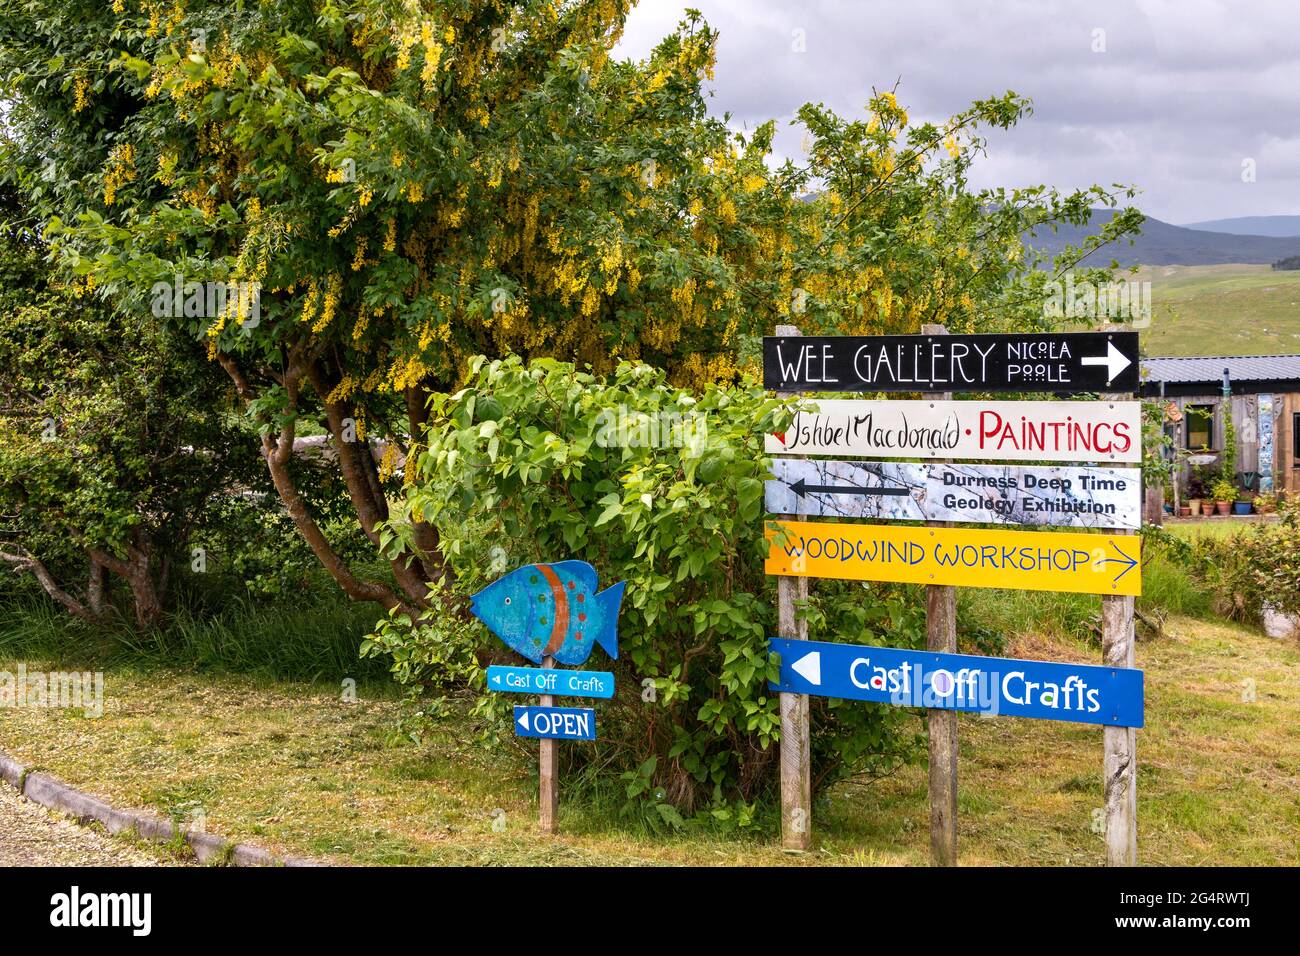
513 706 597 741
486 665 615 699
769 637 1143 728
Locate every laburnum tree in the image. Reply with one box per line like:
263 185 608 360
0 0 1140 617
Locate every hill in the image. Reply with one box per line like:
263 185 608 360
1135 263 1300 356
1026 209 1300 267
1181 215 1300 238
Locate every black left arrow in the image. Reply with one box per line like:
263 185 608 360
791 477 910 498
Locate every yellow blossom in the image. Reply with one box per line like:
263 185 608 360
73 77 91 113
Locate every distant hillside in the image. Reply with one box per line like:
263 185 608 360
1132 264 1300 357
1025 209 1300 267
1181 215 1300 238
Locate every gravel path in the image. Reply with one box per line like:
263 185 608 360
0 781 172 866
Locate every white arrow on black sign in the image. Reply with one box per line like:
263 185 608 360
762 331 1141 393
1080 340 1133 386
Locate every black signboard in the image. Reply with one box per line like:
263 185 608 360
763 331 1140 394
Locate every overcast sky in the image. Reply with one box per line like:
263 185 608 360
615 0 1300 224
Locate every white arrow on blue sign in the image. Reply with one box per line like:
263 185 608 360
487 665 614 699
514 705 597 740
769 637 1143 728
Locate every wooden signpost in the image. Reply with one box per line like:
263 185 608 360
774 325 812 853
1101 378 1139 866
921 324 958 868
764 460 1143 529
539 656 559 834
766 520 1141 595
763 328 1145 866
470 560 625 835
764 330 1140 393
768 398 1142 463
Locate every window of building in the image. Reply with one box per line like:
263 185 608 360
1186 404 1214 449
1294 412 1300 460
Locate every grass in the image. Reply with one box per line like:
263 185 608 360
1162 515 1272 541
859 619 1298 865
0 582 1295 865
0 588 392 687
957 540 1215 640
1134 263 1300 356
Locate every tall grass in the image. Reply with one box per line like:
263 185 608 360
1138 550 1213 619
959 587 1099 644
958 541 1215 645
0 588 391 685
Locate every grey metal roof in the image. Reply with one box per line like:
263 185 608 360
1142 354 1300 385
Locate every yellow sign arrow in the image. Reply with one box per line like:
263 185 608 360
765 520 1141 596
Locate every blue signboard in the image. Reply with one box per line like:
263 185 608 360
769 637 1143 728
487 665 615 699
513 706 597 741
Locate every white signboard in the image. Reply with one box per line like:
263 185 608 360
767 399 1142 464
765 459 1142 530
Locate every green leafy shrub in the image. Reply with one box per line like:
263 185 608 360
1186 500 1300 622
0 196 255 627
364 356 925 813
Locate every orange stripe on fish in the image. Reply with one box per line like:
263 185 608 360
537 563 569 657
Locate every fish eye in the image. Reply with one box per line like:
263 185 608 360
504 598 511 605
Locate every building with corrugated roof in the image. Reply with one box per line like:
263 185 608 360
1140 354 1300 498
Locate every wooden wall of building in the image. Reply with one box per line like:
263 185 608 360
1163 391 1300 496
1281 393 1300 495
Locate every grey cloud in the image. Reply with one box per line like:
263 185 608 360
616 0 1300 222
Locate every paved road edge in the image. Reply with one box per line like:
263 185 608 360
0 749 320 867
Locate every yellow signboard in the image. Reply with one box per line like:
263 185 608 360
766 520 1141 596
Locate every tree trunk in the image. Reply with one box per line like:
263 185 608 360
89 536 164 630
87 553 107 617
216 351 416 615
308 363 432 606
126 566 163 629
406 384 453 588
0 546 98 622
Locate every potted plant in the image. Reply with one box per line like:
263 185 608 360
1187 469 1208 516
1211 478 1236 516
1255 490 1278 515
1234 494 1254 516
1178 505 1191 517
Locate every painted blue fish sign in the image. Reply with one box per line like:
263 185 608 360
769 637 1144 728
471 561 625 666
514 706 597 741
486 665 615 699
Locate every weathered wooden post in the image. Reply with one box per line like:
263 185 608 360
538 654 558 834
921 323 958 867
775 323 812 852
1102 588 1137 864
1103 366 1139 865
